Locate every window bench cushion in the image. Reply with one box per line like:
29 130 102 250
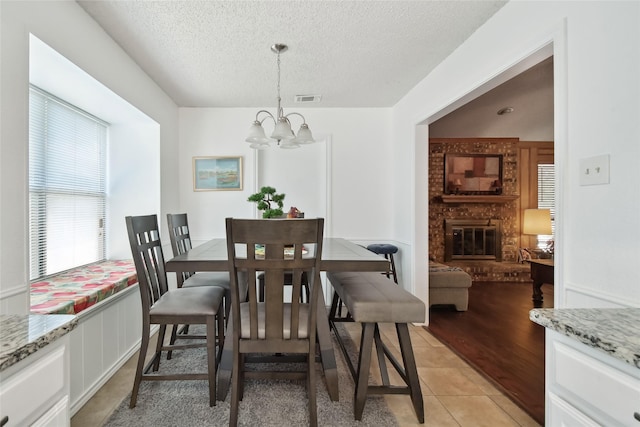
30 260 137 315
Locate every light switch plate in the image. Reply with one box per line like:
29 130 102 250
579 154 610 186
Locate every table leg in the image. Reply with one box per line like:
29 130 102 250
316 285 339 401
532 280 543 307
217 311 234 401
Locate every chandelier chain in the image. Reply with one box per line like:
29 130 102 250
276 52 281 111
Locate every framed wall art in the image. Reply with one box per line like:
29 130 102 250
193 156 243 191
444 153 503 195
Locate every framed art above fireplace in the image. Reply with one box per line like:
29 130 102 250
444 153 503 195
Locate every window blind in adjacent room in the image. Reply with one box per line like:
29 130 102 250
537 163 555 248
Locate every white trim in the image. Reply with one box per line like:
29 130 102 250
0 284 27 299
413 20 568 324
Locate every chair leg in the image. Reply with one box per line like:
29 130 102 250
229 351 241 426
217 311 225 363
153 325 167 372
206 316 217 407
389 253 398 284
130 323 150 408
167 324 178 360
307 350 317 427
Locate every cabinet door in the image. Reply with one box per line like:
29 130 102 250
31 397 69 427
0 345 66 426
548 392 599 427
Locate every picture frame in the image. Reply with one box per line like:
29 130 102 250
193 156 243 191
444 153 503 195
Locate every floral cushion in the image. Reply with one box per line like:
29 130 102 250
30 260 137 315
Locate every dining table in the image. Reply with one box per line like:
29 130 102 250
165 237 390 402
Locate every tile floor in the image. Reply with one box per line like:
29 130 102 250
71 323 541 426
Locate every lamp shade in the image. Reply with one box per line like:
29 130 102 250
249 142 271 149
270 118 294 140
245 121 271 144
523 209 552 235
294 123 315 144
279 140 301 149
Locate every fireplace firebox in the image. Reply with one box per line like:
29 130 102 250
445 219 502 262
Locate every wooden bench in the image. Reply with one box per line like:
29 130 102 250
327 271 425 423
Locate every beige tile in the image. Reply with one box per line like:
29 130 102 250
416 326 447 348
418 367 486 396
413 346 470 369
386 394 460 427
489 395 541 427
458 367 503 395
437 395 520 427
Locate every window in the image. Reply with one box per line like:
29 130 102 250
536 163 555 249
29 86 108 280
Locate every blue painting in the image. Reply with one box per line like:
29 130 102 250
193 156 243 191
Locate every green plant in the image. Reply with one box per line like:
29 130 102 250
247 186 286 218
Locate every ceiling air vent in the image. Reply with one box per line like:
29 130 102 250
294 95 322 103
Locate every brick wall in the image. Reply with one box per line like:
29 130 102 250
429 139 525 280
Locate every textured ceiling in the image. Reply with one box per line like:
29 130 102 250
77 1 507 108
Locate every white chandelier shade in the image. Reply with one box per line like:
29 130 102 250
245 44 315 150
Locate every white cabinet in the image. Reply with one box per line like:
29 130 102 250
546 330 640 427
0 335 70 427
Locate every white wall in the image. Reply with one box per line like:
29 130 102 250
0 1 179 314
178 108 395 242
393 0 640 314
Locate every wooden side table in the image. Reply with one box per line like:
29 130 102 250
528 259 554 307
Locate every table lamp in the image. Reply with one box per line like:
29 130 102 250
523 208 553 257
523 209 552 235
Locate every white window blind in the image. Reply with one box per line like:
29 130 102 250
537 163 555 249
29 86 108 280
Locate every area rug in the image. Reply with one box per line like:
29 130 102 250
105 324 398 426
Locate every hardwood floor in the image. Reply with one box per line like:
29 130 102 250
427 280 554 425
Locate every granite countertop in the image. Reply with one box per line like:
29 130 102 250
0 314 78 372
530 308 640 369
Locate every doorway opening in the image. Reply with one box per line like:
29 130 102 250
425 49 556 425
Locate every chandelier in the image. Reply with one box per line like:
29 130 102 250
245 44 315 149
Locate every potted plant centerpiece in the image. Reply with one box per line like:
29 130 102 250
248 186 286 218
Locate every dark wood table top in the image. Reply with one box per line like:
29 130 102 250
165 237 390 273
528 258 554 267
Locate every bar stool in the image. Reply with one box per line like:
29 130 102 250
366 243 399 284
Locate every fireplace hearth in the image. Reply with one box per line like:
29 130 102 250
445 219 502 262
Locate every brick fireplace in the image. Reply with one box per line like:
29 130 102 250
445 219 502 262
429 138 530 282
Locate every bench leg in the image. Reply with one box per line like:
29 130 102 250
396 323 424 423
354 323 375 420
373 324 390 385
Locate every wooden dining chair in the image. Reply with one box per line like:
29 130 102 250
125 214 225 407
167 213 242 325
225 217 324 427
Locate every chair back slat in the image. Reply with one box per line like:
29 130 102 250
167 213 196 285
126 215 169 312
225 218 324 344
